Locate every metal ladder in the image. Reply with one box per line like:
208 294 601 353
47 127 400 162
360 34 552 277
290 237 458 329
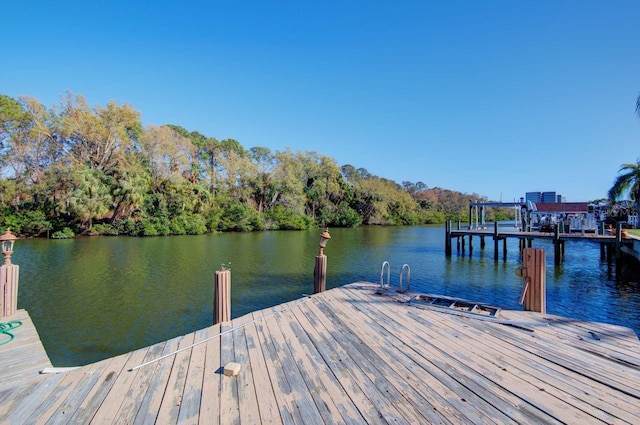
379 262 411 293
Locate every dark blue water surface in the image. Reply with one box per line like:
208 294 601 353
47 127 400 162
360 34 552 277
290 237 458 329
12 225 640 366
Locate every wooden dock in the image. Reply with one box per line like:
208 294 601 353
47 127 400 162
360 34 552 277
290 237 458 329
1 282 639 424
445 220 624 265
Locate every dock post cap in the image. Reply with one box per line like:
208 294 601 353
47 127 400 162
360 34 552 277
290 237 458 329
223 362 241 376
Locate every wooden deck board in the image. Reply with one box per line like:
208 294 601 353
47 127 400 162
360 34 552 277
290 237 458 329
132 335 183 425
110 340 168 424
290 305 386 425
232 314 261 425
1 282 639 424
277 303 366 424
252 308 305 425
301 297 419 424
323 288 509 425
345 284 640 423
261 302 330 424
397 305 627 423
244 313 283 425
219 321 240 424
340 285 568 424
268 306 345 425
198 324 222 425
309 295 454 424
176 328 207 425
155 331 196 424
0 309 52 391
418 306 640 424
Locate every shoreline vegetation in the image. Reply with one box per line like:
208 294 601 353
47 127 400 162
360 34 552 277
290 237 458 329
0 92 523 238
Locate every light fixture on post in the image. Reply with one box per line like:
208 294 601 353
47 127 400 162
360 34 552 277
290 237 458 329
314 228 331 294
0 228 16 266
0 228 19 318
318 228 331 255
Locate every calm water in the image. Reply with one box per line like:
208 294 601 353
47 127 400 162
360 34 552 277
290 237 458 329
13 225 640 366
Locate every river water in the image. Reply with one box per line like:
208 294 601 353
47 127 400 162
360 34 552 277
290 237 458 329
12 225 640 366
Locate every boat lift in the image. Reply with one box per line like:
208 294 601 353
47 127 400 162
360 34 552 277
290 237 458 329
468 201 530 230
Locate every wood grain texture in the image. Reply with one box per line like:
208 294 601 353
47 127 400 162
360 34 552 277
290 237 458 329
1 283 638 424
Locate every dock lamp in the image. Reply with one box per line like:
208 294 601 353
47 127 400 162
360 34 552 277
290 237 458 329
0 229 16 266
1 228 18 317
313 228 331 293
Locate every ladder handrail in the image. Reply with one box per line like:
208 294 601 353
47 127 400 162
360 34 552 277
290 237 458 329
380 261 390 289
399 263 411 293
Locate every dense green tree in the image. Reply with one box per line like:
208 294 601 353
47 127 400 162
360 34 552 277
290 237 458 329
250 146 276 212
0 91 492 237
272 148 306 214
68 165 112 230
59 93 142 174
109 158 150 223
138 125 195 189
0 96 60 205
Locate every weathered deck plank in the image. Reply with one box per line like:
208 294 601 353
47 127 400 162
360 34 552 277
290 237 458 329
277 303 366 424
199 323 222 425
232 314 261 425
1 282 639 424
323 288 508 425
155 331 196 424
219 321 240 424
268 305 345 424
110 340 168 424
176 328 208 425
132 335 183 425
244 313 283 425
0 309 52 391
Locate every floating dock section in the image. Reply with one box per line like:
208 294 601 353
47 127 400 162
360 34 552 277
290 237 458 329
1 283 639 423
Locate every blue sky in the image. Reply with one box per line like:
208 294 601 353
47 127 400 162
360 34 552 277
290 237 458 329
2 1 638 202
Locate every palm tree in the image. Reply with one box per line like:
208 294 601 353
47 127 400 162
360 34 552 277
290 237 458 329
608 159 640 213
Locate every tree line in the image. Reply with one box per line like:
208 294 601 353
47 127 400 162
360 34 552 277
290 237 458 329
0 92 501 238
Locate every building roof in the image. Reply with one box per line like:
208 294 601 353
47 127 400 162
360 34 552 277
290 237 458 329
533 202 589 213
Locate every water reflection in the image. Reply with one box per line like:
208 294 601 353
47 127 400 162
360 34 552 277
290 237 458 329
13 225 640 366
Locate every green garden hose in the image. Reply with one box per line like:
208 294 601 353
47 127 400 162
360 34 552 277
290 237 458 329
0 321 22 346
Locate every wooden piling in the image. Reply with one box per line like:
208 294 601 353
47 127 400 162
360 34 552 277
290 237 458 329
520 248 546 313
0 264 19 318
445 220 452 257
553 225 563 265
501 238 506 260
615 222 622 259
480 235 485 249
214 269 231 324
313 254 327 293
493 222 499 261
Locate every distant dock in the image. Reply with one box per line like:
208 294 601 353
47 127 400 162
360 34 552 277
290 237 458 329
445 220 625 265
2 282 639 424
